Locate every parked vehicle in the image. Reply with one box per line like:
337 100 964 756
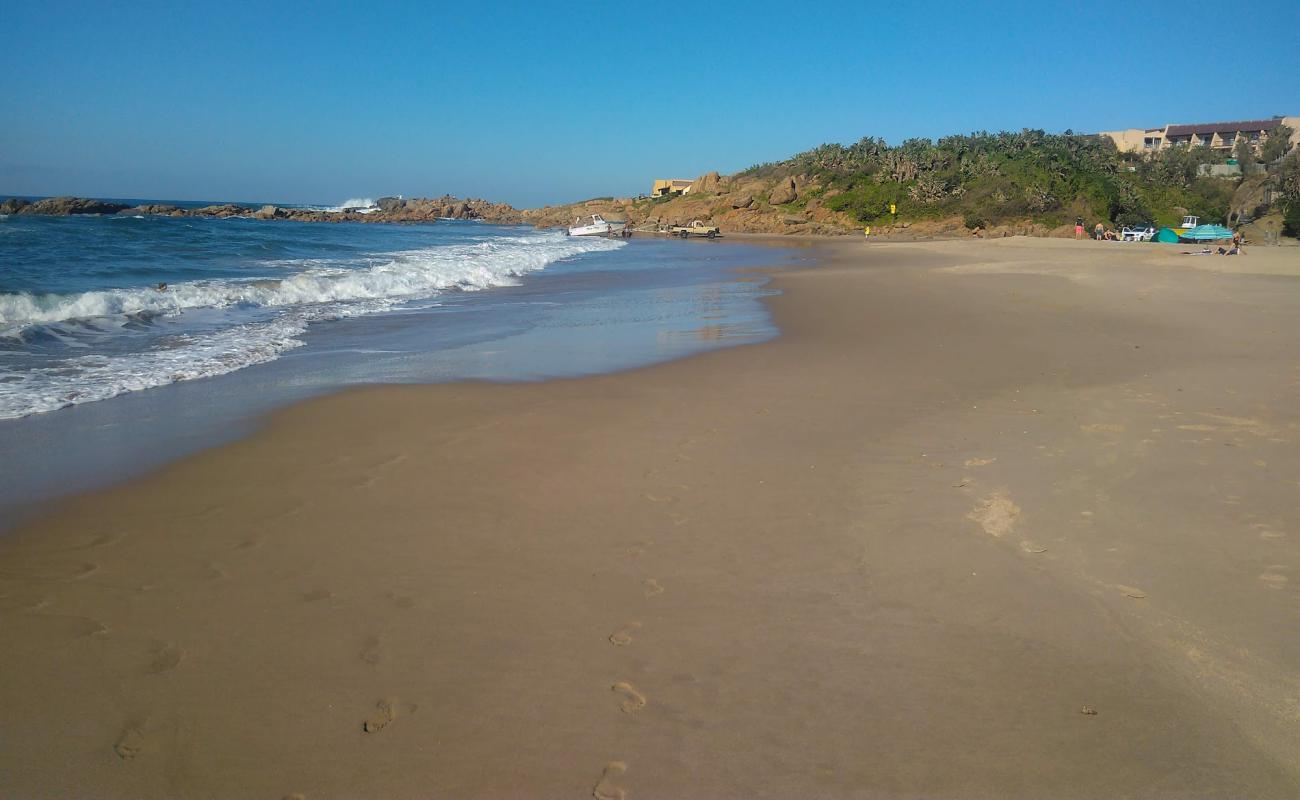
669 220 720 239
1120 225 1156 241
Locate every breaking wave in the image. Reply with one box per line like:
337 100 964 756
0 231 623 418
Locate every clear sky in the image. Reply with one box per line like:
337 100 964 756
3 0 1297 208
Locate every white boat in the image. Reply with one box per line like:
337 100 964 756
567 214 626 237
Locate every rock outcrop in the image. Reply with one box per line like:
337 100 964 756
191 204 250 218
120 204 184 216
767 178 797 206
19 196 130 215
1 195 524 226
690 171 723 195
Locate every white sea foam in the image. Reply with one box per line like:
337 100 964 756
0 233 621 331
321 197 379 213
0 232 623 418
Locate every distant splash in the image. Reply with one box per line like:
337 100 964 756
319 197 379 213
0 230 624 419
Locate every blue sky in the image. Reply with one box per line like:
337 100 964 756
2 0 1297 208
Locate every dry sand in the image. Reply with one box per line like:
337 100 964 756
1 237 1298 798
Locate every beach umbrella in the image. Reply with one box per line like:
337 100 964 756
1181 224 1234 242
1154 227 1181 243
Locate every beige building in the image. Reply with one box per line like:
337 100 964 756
1101 116 1300 155
651 179 694 197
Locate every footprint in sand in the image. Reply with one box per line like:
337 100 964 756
1258 571 1289 590
609 622 641 647
1081 423 1125 434
360 635 383 666
967 492 1020 538
114 721 147 760
1019 541 1047 554
361 698 414 733
1252 523 1285 540
668 512 690 526
1117 585 1148 599
5 612 106 645
641 493 673 504
0 594 48 612
0 560 100 582
147 643 184 674
593 761 629 800
372 453 409 470
642 579 664 597
964 457 996 467
612 682 646 713
387 592 416 609
234 538 263 551
29 531 125 554
301 588 333 603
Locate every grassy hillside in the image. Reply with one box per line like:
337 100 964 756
525 126 1299 237
758 129 1278 230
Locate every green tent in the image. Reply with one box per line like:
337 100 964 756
1155 227 1180 243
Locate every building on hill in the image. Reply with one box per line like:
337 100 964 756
651 179 694 197
1100 116 1300 154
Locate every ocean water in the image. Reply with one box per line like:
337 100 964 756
0 211 788 522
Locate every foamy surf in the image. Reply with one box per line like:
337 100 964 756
0 230 623 419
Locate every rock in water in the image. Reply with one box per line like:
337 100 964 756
24 196 131 215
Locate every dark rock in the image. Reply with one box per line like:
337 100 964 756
1 198 31 214
24 196 130 215
252 205 285 220
191 204 251 217
119 204 183 216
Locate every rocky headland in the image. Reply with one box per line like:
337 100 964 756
0 195 524 225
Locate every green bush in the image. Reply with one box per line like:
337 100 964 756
1283 202 1300 238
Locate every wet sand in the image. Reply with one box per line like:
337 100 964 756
1 238 1298 798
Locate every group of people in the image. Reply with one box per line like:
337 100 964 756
1073 218 1120 241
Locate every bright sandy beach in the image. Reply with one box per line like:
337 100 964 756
1 237 1298 798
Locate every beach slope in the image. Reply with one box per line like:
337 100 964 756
1 238 1297 798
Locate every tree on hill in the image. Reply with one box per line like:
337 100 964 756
1260 124 1295 164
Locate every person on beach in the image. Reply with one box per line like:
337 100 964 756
1075 218 1084 239
1094 222 1105 240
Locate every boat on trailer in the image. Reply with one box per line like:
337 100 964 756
567 214 626 237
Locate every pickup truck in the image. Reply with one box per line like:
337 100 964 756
1120 225 1156 242
669 220 720 239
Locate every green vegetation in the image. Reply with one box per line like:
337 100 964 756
750 129 1295 230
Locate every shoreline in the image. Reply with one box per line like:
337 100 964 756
1 238 1297 796
0 237 787 531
